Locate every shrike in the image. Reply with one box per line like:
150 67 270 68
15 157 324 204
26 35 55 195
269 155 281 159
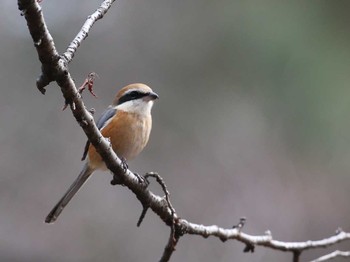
45 83 158 223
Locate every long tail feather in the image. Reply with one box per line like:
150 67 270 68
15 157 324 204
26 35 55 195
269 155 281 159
45 163 94 224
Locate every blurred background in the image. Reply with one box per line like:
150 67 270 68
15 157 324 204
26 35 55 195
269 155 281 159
1 0 350 261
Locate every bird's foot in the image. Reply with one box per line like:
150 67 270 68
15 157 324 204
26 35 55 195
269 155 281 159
110 157 128 185
133 172 150 187
121 157 128 172
110 158 149 187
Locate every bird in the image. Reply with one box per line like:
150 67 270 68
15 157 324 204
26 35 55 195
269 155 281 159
45 83 159 224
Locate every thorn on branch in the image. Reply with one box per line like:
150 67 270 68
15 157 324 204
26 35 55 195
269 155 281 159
336 227 343 234
137 205 149 227
219 236 227 242
243 243 255 253
264 230 272 237
233 217 246 231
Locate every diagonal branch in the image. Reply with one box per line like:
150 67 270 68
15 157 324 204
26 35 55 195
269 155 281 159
144 172 179 261
18 1 350 262
18 0 60 94
159 225 180 262
62 0 116 64
309 250 350 262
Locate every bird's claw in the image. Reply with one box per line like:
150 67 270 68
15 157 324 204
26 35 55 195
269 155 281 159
121 157 129 173
133 172 150 187
111 158 149 187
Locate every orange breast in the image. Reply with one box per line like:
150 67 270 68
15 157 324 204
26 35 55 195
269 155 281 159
88 111 152 170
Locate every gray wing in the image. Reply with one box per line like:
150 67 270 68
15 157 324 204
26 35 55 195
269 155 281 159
81 106 117 161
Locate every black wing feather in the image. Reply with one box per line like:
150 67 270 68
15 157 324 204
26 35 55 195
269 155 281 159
96 106 117 130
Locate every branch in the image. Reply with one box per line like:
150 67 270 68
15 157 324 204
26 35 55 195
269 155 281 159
179 221 350 253
310 250 350 262
62 0 116 64
18 0 60 94
144 172 179 261
18 1 350 261
159 224 180 262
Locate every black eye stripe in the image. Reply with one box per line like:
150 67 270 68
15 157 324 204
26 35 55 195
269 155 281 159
117 91 148 105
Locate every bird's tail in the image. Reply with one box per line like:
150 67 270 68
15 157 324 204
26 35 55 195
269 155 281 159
45 163 94 224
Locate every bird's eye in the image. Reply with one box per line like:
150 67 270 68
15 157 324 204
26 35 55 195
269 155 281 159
117 90 145 105
129 91 139 98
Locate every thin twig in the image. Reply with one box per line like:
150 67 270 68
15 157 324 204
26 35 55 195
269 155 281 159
159 224 180 262
293 251 301 262
62 0 116 63
144 172 178 261
181 219 350 253
136 205 149 227
309 250 350 262
144 172 176 215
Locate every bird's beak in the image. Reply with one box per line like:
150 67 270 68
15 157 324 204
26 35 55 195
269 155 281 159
147 91 159 100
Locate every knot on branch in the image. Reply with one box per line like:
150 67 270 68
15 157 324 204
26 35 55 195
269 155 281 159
233 217 247 231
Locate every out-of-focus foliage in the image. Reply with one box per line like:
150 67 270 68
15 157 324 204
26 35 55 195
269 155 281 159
1 1 349 261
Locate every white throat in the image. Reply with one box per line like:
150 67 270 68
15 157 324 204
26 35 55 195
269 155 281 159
116 99 154 115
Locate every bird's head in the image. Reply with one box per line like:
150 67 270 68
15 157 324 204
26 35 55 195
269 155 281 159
113 83 159 115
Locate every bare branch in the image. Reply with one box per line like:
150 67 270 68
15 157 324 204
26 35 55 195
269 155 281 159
310 250 350 262
18 1 350 261
62 0 116 64
293 251 301 262
144 172 178 261
159 225 180 262
18 0 60 94
180 220 350 253
144 172 176 216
